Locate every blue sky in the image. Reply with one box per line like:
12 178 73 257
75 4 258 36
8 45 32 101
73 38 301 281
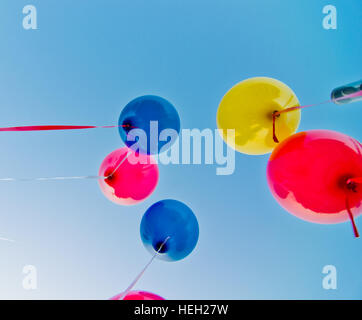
0 0 361 299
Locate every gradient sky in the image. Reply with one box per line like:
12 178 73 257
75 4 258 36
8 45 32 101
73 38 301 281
0 0 361 299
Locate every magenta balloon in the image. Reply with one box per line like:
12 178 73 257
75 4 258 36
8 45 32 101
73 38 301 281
98 147 159 205
110 290 165 300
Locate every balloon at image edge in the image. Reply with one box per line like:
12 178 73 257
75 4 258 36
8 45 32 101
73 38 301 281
140 199 199 261
118 95 181 155
98 147 159 205
110 290 165 301
267 129 362 234
217 77 301 155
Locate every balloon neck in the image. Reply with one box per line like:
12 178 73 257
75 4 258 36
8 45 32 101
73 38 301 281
347 181 358 193
104 167 122 185
338 175 360 193
153 240 169 254
346 177 362 192
104 168 115 182
122 119 137 133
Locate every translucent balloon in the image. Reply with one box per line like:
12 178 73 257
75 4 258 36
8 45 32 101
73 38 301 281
331 79 362 105
140 199 199 261
98 147 159 205
267 130 362 235
110 290 165 300
217 77 300 155
118 95 180 155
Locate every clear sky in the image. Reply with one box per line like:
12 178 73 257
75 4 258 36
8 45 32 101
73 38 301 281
0 0 361 299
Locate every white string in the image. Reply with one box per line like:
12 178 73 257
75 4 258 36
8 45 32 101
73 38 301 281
117 236 171 300
0 175 104 182
105 150 132 179
0 236 15 242
0 150 132 182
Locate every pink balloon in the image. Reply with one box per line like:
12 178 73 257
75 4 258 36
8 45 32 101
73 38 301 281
98 147 159 205
110 290 165 300
267 130 362 236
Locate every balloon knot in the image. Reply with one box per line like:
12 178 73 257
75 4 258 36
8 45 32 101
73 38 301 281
346 177 362 192
104 168 115 182
154 241 168 253
347 180 358 193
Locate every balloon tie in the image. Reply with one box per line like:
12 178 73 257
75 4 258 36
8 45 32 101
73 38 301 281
345 196 359 238
272 111 280 143
117 236 171 300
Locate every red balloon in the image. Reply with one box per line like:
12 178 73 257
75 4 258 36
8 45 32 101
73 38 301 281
267 130 362 237
98 147 159 205
110 290 165 300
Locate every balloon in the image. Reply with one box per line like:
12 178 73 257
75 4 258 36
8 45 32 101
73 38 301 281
98 147 159 205
217 77 301 155
140 199 199 261
118 95 180 155
331 79 362 105
267 130 362 236
110 290 165 300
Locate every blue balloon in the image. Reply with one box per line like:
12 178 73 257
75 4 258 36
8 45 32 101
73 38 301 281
118 95 180 155
140 199 199 261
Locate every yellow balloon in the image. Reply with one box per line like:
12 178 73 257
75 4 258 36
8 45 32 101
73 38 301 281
216 77 301 155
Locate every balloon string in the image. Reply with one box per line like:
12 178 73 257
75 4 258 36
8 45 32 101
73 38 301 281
272 92 361 143
275 91 362 117
104 150 132 180
272 112 279 143
345 197 359 238
0 124 136 132
343 90 362 99
0 236 15 242
0 149 132 182
275 99 333 117
117 236 170 300
0 175 105 182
